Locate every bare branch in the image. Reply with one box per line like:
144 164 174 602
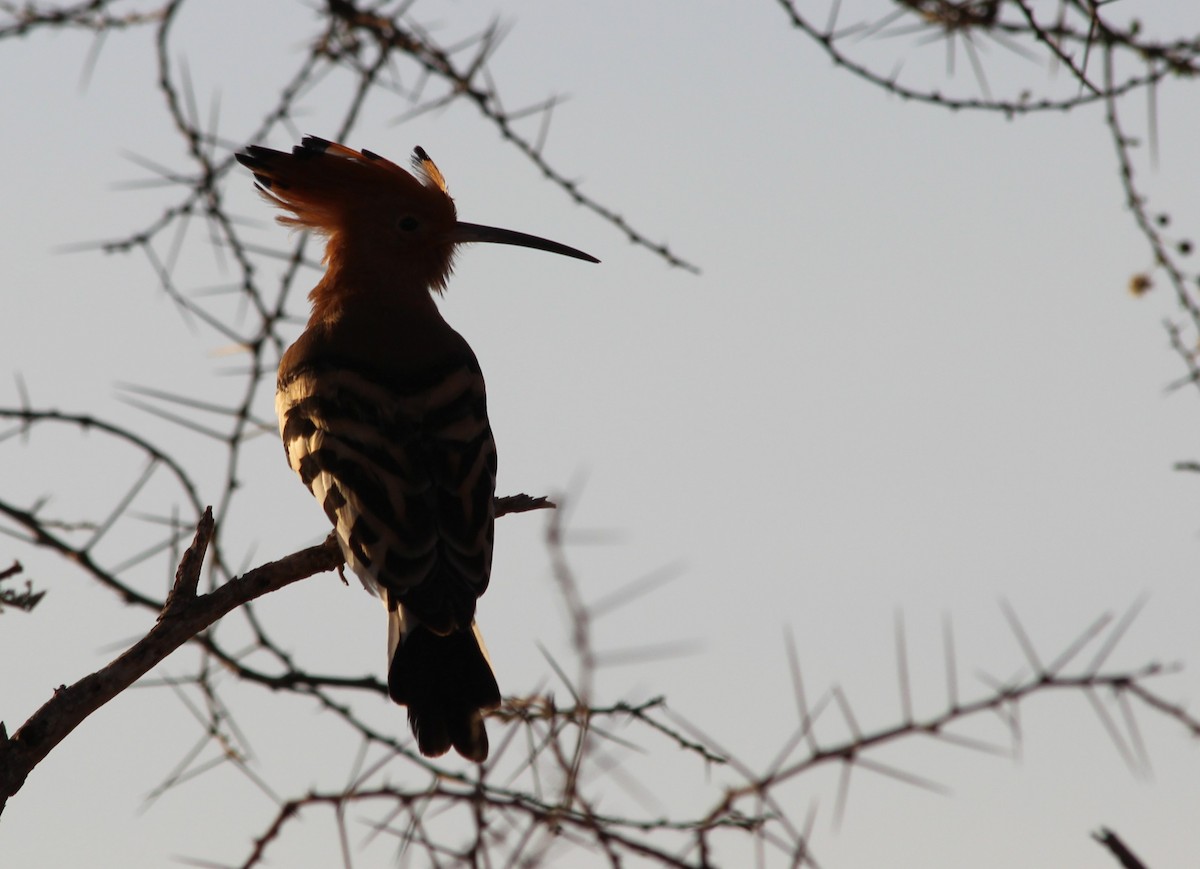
0 511 342 814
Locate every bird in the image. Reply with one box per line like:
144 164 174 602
235 136 598 760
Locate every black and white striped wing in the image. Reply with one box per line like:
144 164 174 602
276 361 497 634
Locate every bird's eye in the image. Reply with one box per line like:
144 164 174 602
396 216 420 232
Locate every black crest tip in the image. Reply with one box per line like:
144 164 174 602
297 135 332 157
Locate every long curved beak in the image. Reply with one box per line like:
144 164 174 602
452 221 599 263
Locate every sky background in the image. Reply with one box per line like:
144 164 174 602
3 1 1200 866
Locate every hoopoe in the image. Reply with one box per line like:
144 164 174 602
236 136 597 760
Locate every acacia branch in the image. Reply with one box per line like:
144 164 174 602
0 508 341 814
0 492 549 815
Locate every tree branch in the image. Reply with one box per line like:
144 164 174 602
0 491 549 815
0 508 342 815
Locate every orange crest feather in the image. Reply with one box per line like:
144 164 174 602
236 136 455 238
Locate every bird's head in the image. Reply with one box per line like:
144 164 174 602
236 137 597 299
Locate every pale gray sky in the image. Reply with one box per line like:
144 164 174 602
4 2 1200 866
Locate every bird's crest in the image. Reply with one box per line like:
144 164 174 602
236 136 456 238
236 137 596 311
411 146 449 194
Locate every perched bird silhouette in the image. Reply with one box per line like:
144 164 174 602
235 136 597 760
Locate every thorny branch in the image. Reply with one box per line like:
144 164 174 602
229 599 1200 868
0 491 553 816
773 0 1200 454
